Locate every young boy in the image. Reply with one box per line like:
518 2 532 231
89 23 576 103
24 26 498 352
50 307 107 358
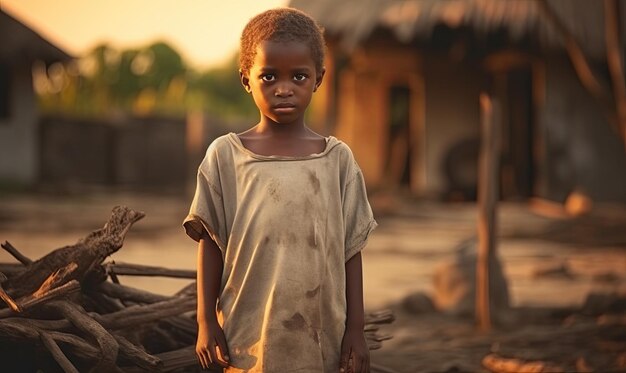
184 8 376 372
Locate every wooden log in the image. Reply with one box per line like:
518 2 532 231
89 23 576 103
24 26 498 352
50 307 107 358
84 290 126 314
1 295 196 333
175 281 197 297
0 318 100 360
106 262 196 279
113 333 162 371
0 263 25 277
0 272 22 312
0 280 81 318
47 300 120 373
161 315 196 335
96 296 196 330
1 241 33 265
99 281 171 304
40 331 80 373
121 345 196 373
3 206 144 299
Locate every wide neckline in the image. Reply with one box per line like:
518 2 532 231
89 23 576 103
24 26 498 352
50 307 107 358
227 132 339 161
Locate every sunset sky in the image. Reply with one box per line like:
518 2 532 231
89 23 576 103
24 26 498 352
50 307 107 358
1 0 288 69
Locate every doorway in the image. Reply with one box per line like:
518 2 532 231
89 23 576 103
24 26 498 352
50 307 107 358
386 85 412 188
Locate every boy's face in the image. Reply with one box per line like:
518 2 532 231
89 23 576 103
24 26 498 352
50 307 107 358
241 40 324 125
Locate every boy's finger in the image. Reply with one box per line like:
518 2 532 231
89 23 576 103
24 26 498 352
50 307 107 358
196 349 209 370
339 348 350 372
214 344 230 368
350 351 361 373
207 342 218 365
353 357 361 373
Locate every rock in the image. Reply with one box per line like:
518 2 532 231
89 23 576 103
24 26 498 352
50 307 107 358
533 262 576 279
592 272 620 283
402 291 436 314
582 291 626 316
432 238 510 319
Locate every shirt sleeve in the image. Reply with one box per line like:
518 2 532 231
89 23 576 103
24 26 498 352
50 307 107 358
183 143 228 254
342 156 378 262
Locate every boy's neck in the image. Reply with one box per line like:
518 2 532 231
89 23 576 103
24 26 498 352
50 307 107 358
254 118 309 138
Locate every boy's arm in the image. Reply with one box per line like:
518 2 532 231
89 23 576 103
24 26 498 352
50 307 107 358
345 252 365 330
340 252 370 373
196 231 230 368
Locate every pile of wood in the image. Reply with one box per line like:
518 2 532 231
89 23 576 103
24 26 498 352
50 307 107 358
0 206 394 372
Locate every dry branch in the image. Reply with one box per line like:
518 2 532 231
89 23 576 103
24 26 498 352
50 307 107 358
99 281 171 304
1 241 33 265
40 331 80 373
2 206 144 300
47 300 120 372
113 333 162 371
0 280 81 318
106 262 196 279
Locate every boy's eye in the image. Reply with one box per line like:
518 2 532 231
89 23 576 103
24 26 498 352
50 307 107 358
261 74 276 82
294 74 308 81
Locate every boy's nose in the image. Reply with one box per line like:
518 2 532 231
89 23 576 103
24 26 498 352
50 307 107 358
274 83 294 97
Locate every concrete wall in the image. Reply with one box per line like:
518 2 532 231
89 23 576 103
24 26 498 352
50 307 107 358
39 116 188 190
0 64 38 186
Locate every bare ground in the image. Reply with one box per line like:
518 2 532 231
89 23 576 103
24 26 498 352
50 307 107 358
1 191 625 372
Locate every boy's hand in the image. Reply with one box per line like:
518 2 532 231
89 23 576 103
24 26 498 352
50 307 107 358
196 318 231 369
339 326 370 373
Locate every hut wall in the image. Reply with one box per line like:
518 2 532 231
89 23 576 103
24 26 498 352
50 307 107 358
333 44 422 189
307 47 336 136
0 63 38 186
423 55 484 197
335 67 387 186
537 56 626 202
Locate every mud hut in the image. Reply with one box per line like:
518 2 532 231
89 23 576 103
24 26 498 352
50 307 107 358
291 0 626 203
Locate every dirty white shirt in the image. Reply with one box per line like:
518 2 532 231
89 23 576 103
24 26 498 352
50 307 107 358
183 133 377 372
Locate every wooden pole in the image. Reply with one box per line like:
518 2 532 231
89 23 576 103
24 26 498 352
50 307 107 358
476 93 501 332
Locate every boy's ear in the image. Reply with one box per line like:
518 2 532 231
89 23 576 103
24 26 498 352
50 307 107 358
313 68 326 92
239 70 251 93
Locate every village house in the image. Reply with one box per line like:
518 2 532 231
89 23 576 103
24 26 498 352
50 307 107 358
291 0 626 203
0 9 72 188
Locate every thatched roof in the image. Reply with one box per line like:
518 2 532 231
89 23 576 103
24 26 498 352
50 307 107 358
0 8 72 64
290 0 625 59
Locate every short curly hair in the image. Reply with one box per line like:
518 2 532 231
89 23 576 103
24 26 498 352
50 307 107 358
239 8 325 76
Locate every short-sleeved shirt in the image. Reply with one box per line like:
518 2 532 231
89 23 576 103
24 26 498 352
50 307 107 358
183 133 377 372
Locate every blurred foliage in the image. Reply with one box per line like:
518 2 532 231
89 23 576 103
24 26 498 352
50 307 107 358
35 41 257 120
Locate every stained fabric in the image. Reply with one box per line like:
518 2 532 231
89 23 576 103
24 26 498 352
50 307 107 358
184 133 376 372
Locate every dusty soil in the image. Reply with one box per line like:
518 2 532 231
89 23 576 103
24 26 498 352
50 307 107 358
1 191 625 372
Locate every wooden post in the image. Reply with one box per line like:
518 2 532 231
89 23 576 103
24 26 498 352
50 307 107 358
476 93 501 332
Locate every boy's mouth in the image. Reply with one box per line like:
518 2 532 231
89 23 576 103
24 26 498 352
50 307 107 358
273 102 297 113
